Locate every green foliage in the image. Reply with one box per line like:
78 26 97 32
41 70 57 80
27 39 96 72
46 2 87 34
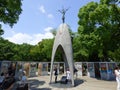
30 39 54 61
0 37 15 60
0 32 62 61
13 43 33 61
0 0 22 35
108 48 120 62
73 36 89 62
0 0 22 26
77 0 120 61
0 37 34 61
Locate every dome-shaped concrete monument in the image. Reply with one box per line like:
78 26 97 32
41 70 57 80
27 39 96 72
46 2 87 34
50 23 74 86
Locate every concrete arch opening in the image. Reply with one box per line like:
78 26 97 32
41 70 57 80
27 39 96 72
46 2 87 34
55 45 69 68
50 24 74 86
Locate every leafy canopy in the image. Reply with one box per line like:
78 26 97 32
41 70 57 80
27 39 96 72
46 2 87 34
0 0 22 35
77 0 120 61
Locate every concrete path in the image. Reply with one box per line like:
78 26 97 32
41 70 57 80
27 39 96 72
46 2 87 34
27 75 117 90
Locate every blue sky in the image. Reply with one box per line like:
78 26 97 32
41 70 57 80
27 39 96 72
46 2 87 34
2 0 99 45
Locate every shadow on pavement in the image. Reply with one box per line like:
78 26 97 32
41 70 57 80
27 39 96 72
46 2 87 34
49 79 84 88
74 78 84 87
28 79 46 90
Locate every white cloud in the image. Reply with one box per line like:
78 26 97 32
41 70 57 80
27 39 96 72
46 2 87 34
44 27 53 32
38 5 54 19
6 33 32 44
3 27 54 45
39 5 46 13
47 14 53 18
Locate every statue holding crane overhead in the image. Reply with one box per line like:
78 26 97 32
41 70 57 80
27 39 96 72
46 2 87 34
58 8 69 23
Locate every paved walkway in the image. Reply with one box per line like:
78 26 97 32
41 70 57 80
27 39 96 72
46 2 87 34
27 75 117 90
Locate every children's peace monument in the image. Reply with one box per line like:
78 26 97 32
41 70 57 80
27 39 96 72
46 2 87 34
50 8 75 86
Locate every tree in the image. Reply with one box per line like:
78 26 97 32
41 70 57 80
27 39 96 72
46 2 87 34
73 34 89 62
30 39 54 61
77 0 120 61
0 37 35 61
0 0 22 36
0 37 15 60
12 43 33 61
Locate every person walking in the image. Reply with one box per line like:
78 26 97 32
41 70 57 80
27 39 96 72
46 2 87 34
54 67 58 83
114 66 120 90
74 68 78 79
66 68 71 83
